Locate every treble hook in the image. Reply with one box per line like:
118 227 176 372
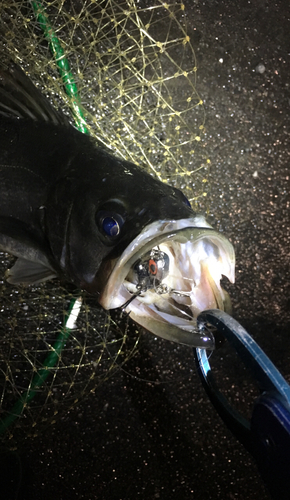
120 285 146 314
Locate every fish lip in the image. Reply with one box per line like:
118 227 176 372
99 217 235 346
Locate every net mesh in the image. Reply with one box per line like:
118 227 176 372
0 0 208 444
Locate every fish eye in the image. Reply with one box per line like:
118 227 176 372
96 210 124 238
102 216 121 237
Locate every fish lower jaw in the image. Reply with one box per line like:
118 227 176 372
122 252 232 340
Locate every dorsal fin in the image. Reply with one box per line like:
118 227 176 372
0 62 69 127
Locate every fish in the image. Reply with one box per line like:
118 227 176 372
0 62 235 349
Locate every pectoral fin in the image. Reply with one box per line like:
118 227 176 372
6 258 57 285
0 216 57 285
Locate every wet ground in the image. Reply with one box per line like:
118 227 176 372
3 0 290 499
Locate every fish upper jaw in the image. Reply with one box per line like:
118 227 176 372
98 217 235 348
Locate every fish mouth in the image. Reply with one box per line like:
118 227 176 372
99 217 235 349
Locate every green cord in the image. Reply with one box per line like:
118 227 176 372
31 0 89 134
0 1 89 436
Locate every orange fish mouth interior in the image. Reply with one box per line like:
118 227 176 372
99 218 235 347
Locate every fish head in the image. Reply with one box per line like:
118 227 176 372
49 153 195 289
47 153 235 349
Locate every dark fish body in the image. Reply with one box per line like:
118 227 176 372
0 63 192 291
0 63 235 348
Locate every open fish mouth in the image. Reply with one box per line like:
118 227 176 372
99 217 235 349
